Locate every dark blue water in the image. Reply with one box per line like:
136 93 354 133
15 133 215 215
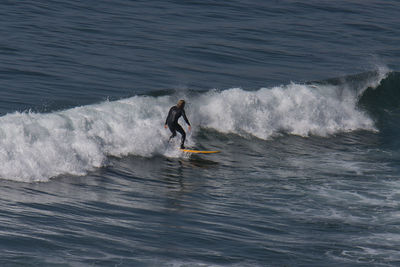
1 1 400 266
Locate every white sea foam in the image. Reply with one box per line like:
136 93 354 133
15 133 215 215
195 82 376 139
0 72 386 182
0 96 173 182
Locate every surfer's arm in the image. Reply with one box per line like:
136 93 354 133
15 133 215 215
165 107 173 126
182 109 191 131
182 109 191 126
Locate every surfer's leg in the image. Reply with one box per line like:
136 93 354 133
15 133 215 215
168 124 177 142
175 124 186 148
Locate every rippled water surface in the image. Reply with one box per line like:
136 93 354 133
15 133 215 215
1 0 400 266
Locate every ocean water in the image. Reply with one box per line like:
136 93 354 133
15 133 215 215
1 0 400 266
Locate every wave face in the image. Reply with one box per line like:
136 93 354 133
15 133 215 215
359 71 400 115
0 69 390 182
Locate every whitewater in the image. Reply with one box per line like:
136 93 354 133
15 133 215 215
0 69 387 182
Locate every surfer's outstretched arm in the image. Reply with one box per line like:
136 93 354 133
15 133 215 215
182 109 191 131
165 107 173 126
182 109 190 125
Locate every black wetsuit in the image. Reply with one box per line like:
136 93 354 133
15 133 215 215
165 106 190 148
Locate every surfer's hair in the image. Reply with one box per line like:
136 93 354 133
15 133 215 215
177 99 185 108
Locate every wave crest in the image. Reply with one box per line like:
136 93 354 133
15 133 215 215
196 82 375 139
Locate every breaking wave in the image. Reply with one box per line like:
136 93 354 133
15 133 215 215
0 68 390 182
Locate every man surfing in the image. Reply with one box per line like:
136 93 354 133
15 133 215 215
164 99 191 149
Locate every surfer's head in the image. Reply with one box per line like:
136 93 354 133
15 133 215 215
177 99 185 109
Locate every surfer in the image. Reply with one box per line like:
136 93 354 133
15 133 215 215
164 99 191 149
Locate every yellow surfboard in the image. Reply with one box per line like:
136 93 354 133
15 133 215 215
180 149 220 154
